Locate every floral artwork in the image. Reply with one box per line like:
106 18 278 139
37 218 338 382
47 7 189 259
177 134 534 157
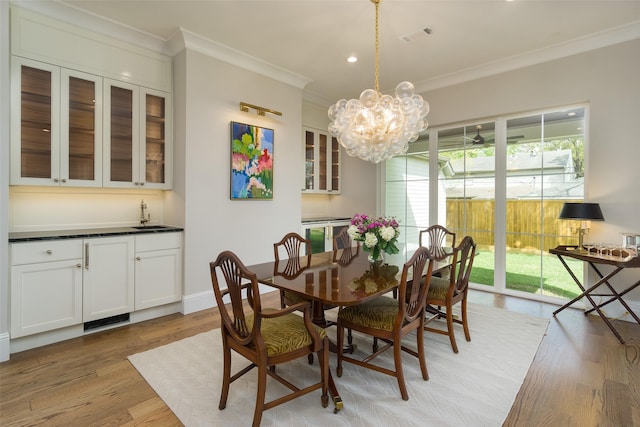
348 214 400 261
230 122 274 199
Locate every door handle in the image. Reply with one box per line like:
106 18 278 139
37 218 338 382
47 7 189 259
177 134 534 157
85 243 89 269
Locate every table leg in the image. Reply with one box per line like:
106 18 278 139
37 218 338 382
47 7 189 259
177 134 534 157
553 256 627 344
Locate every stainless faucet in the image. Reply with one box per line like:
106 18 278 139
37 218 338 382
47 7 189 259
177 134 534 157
140 200 150 226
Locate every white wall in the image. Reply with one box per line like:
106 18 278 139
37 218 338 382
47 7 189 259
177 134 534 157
421 39 640 305
177 49 307 313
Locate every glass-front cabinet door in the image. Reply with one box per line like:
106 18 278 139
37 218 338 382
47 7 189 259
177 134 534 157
302 127 340 194
103 81 171 189
143 89 171 188
11 57 102 186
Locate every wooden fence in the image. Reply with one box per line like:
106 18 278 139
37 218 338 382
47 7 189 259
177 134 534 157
446 199 581 252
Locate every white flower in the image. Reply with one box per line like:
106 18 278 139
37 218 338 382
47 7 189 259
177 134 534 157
380 225 396 242
347 225 359 239
364 232 378 248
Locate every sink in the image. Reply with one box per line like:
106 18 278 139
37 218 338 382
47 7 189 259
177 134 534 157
132 225 170 230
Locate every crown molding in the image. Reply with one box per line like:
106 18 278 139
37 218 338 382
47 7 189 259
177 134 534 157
415 20 640 93
11 0 172 55
177 28 311 90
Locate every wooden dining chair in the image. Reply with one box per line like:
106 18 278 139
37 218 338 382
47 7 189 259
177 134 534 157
332 227 360 264
424 235 477 353
209 250 329 427
419 224 456 260
274 232 312 308
336 246 435 401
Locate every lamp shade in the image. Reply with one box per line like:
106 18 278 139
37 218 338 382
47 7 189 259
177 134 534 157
558 203 604 221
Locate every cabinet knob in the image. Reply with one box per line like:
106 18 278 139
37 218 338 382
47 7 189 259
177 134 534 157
76 263 82 268
53 178 59 183
61 178 67 183
136 256 141 261
46 249 53 254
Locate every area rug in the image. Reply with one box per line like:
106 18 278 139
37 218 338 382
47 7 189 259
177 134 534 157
128 303 549 427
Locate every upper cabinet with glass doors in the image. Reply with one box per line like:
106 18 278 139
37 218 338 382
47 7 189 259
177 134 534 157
103 80 172 189
302 126 341 194
10 7 173 189
11 57 103 187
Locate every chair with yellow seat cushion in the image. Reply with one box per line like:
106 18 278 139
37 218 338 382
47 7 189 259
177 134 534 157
332 227 360 264
419 224 456 278
424 235 477 354
274 232 312 308
336 246 435 401
210 250 329 427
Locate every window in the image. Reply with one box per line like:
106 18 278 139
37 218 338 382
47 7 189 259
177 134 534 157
383 106 587 303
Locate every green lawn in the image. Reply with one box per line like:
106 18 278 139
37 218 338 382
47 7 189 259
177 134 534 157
471 249 583 299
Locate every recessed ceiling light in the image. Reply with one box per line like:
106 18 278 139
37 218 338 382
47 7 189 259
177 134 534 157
347 56 358 63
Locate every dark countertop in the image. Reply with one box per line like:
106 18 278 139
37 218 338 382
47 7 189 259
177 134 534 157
301 216 352 224
9 225 184 242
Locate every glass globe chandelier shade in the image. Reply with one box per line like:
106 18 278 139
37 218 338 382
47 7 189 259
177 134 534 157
328 83 429 163
328 0 430 164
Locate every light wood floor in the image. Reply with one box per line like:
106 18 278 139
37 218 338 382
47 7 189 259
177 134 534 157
1 289 639 426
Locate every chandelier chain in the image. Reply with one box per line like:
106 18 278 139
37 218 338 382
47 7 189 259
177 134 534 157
373 0 380 93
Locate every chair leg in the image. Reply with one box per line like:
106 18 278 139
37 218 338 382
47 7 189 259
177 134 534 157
446 306 459 354
308 353 314 364
393 336 408 400
219 345 231 410
461 298 471 342
252 363 267 427
417 320 429 381
318 337 330 408
336 323 344 377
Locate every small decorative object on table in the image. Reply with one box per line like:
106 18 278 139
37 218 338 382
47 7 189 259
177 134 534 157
347 214 400 263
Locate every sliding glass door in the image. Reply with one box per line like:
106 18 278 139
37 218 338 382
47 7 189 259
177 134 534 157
383 105 587 303
504 108 586 298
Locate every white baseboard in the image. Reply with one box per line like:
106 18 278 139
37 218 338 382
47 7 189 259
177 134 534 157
181 290 215 314
0 332 10 362
181 284 278 315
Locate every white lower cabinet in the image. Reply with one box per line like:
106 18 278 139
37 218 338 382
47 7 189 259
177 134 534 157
82 236 135 322
134 232 182 310
10 240 83 338
10 231 183 341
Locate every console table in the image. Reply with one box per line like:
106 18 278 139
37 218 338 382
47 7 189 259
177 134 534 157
549 245 640 344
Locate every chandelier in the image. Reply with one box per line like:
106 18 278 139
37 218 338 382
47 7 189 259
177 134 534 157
328 0 430 164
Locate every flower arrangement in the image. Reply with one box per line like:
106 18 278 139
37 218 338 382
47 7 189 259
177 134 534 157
347 214 400 262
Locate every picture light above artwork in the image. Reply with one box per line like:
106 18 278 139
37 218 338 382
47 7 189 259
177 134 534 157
239 102 282 117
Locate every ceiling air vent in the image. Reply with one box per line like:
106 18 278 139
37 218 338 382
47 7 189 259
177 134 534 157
400 27 432 43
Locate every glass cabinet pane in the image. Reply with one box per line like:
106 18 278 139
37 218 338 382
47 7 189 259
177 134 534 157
68 76 96 181
20 65 52 179
318 133 327 191
304 130 315 190
145 94 165 184
331 136 340 191
110 86 134 182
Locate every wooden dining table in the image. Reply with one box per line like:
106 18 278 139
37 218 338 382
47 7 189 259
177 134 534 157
248 247 453 412
248 249 400 412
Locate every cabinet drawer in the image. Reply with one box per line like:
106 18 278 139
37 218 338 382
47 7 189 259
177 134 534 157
11 240 83 265
135 232 182 252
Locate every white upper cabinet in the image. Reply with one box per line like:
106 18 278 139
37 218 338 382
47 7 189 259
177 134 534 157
103 81 172 189
302 127 341 194
10 7 173 189
11 57 103 187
